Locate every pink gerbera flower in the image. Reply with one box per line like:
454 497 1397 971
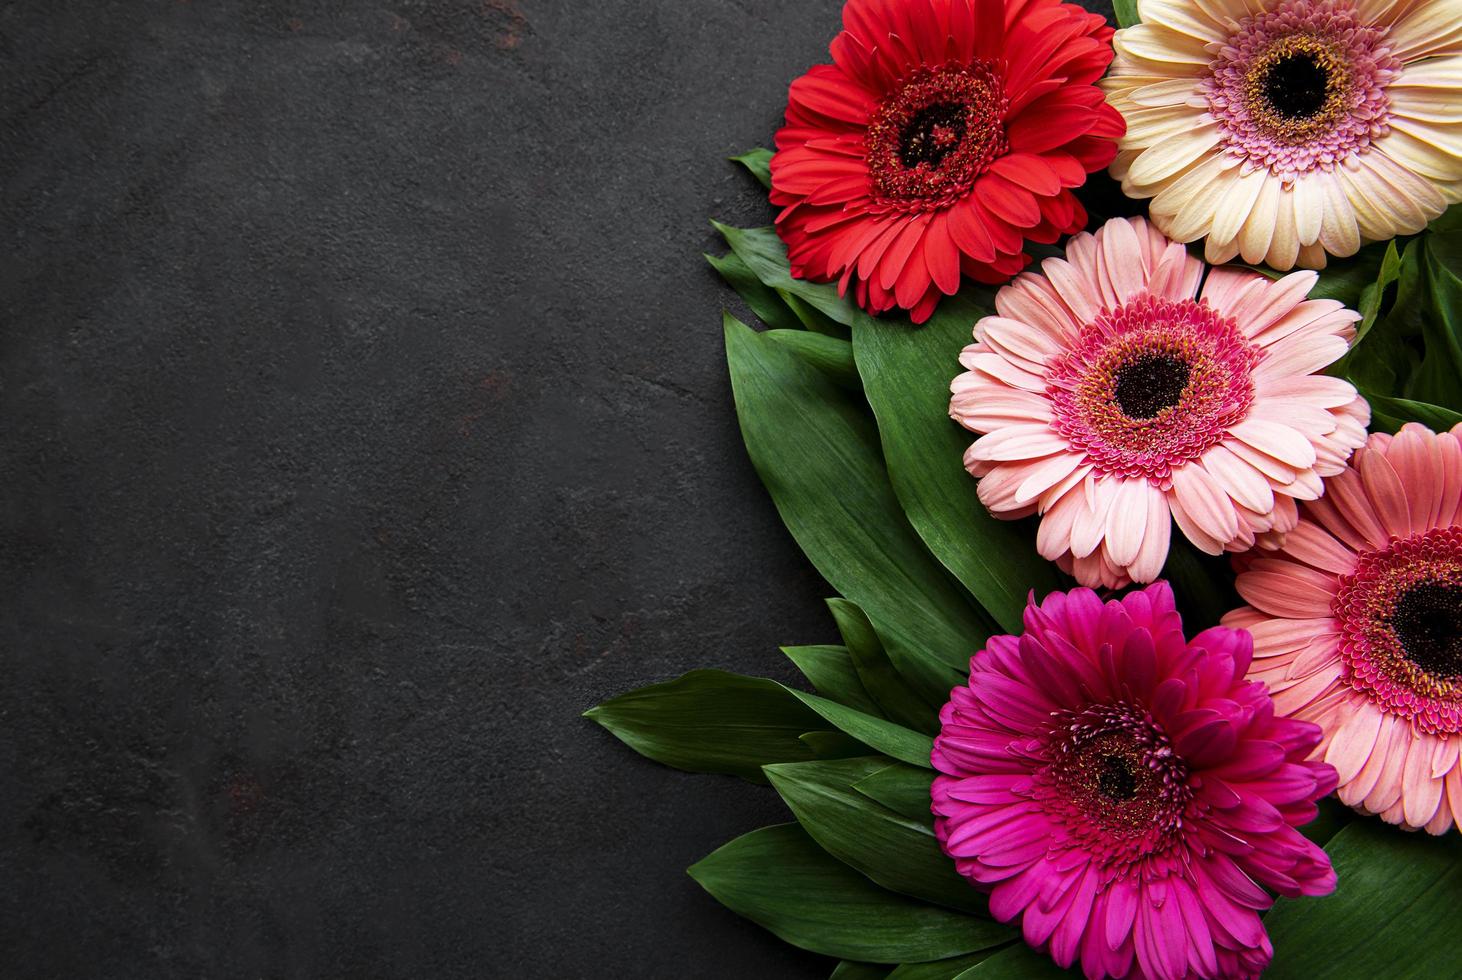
951 215 1370 588
1227 423 1462 834
933 582 1337 980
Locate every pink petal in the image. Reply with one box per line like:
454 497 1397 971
1171 463 1241 545
1106 478 1156 567
1229 418 1319 469
1403 735 1446 829
968 424 1070 462
1278 521 1357 575
1357 447 1412 538
1325 702 1384 784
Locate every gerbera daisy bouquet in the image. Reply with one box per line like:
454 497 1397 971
589 0 1462 975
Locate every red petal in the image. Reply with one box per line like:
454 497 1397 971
924 214 962 295
976 174 1042 228
946 196 997 262
787 66 874 126
879 216 928 290
1067 134 1120 171
910 286 942 323
1041 153 1087 187
990 152 1062 196
895 241 933 309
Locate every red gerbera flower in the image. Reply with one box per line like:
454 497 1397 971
770 0 1124 323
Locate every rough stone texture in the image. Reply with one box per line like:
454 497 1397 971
1 1 1110 977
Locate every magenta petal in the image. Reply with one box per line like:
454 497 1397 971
930 582 1337 980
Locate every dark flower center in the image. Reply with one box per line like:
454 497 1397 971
1332 527 1462 733
1261 50 1330 120
1114 353 1191 420
1096 754 1138 801
1237 34 1354 145
865 63 1007 211
1391 581 1462 680
898 102 968 169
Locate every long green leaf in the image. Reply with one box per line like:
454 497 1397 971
1160 536 1236 632
784 688 935 769
584 669 825 782
783 288 851 338
707 251 805 332
1264 820 1462 978
1362 391 1462 435
718 223 858 326
725 314 992 684
888 949 1011 980
853 761 937 822
803 730 880 760
829 598 942 732
689 824 1008 964
1413 229 1462 411
852 303 1064 635
1112 0 1140 29
832 962 890 980
1297 796 1354 848
765 330 862 390
956 943 1071 978
1309 240 1389 309
784 644 885 717
731 148 773 189
766 757 1003 918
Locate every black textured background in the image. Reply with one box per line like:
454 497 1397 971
1 1 1105 977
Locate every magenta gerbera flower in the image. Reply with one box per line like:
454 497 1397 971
932 582 1337 980
950 215 1370 589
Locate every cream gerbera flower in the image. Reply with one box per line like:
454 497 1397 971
1104 0 1462 270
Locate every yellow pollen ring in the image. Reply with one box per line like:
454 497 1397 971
1242 34 1352 143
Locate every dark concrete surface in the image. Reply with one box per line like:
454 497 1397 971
1 1 1107 977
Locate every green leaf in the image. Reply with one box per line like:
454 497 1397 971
853 761 937 822
784 644 885 717
765 330 862 390
832 962 891 980
803 730 880 760
1112 0 1140 28
783 288 851 338
956 943 1072 978
1431 203 1462 234
718 223 858 327
1297 796 1354 848
888 949 1012 980
784 688 935 769
853 300 1065 636
1412 229 1462 411
725 314 993 690
1351 239 1402 349
689 824 1008 964
732 148 773 190
708 251 805 332
585 669 825 782
1308 241 1389 309
1344 237 1425 399
1159 535 1237 633
765 757 1004 918
1263 820 1462 979
1361 391 1462 435
829 597 942 733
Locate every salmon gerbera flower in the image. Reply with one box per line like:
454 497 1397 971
951 216 1369 589
1104 0 1462 270
933 582 1337 980
770 0 1124 323
1227 423 1462 834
